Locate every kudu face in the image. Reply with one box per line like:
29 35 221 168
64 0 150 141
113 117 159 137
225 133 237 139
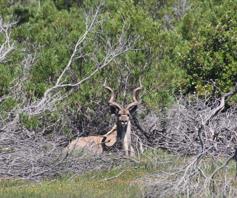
104 82 142 155
116 109 130 142
118 109 130 128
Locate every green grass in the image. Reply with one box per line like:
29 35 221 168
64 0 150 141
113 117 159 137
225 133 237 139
0 149 169 198
0 166 152 198
1 150 237 198
0 150 181 198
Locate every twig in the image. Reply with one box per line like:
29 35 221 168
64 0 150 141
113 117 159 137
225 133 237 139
101 170 125 181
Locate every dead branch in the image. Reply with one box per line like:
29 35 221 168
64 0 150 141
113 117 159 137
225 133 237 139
0 17 15 63
21 7 136 116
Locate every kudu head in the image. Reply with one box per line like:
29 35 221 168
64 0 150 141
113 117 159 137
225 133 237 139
104 81 142 145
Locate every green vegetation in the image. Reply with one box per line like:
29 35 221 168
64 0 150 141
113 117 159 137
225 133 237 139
1 0 236 112
0 169 143 198
0 150 163 198
1 0 237 196
1 150 237 197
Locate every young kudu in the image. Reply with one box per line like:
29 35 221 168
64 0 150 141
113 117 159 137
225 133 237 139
64 82 142 156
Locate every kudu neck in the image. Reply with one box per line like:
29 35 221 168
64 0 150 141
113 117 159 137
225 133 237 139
116 120 131 140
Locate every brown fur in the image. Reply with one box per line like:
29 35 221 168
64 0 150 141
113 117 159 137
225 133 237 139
65 82 142 156
64 125 117 155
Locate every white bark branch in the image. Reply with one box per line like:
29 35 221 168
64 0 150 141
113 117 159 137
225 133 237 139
20 7 136 115
0 17 15 63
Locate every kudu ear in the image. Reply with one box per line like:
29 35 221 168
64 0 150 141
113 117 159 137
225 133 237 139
128 105 138 115
110 105 120 115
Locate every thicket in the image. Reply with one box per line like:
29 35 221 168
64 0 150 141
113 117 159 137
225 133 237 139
0 0 236 152
0 0 236 160
1 2 237 197
0 0 235 110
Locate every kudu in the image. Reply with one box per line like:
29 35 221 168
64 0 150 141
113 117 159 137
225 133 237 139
103 82 143 156
64 82 142 156
64 125 117 155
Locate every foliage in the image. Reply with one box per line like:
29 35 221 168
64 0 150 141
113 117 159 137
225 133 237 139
177 0 237 94
0 0 236 125
1 2 237 197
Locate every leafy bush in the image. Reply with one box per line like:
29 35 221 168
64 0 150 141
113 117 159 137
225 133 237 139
0 0 236 124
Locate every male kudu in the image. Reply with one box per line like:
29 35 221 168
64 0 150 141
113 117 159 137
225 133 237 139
65 82 142 156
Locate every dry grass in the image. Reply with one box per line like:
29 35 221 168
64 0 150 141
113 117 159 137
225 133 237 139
1 150 237 198
0 157 156 198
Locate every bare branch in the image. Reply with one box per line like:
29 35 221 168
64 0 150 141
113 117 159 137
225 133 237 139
21 7 135 116
0 17 15 63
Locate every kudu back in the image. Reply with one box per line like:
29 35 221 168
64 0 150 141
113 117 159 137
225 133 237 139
64 125 117 155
